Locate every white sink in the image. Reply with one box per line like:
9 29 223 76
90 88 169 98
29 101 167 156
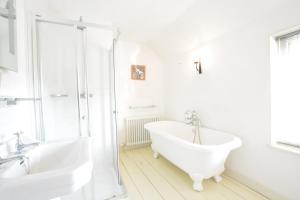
0 137 93 200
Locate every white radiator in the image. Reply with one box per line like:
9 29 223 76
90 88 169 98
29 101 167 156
125 116 160 147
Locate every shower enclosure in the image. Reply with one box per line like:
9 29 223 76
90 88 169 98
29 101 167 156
30 14 123 199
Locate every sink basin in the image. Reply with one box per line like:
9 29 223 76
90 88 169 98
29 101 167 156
0 137 93 200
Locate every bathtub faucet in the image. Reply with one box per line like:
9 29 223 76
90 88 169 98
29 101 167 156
184 110 201 126
185 110 202 144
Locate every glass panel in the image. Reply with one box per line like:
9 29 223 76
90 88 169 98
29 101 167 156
85 26 114 160
34 20 122 199
83 26 122 199
36 22 80 142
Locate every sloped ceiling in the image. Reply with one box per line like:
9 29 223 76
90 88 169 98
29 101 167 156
27 0 289 56
148 0 288 57
26 0 197 42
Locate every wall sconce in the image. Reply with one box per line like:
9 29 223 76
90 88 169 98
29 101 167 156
194 59 202 74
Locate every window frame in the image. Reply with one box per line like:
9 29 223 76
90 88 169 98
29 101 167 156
270 25 300 155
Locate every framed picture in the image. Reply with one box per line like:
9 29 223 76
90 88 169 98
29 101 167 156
131 65 146 80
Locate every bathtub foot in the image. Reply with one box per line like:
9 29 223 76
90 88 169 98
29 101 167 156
193 182 203 192
213 175 222 183
153 152 159 159
189 174 204 192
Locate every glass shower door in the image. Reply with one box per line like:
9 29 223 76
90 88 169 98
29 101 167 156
84 26 122 198
34 17 124 199
36 22 82 142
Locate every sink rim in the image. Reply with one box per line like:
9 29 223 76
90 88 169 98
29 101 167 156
0 137 93 200
0 137 91 179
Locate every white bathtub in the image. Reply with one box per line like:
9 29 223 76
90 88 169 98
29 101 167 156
144 121 242 191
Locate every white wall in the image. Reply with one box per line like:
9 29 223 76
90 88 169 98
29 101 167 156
115 41 164 144
162 2 300 200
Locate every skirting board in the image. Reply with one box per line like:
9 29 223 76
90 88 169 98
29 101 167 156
225 169 288 200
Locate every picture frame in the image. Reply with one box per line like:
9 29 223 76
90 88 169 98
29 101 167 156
131 65 146 80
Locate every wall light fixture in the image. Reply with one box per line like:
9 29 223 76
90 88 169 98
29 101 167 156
194 59 202 74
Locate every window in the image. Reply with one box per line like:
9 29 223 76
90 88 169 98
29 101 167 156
271 28 300 153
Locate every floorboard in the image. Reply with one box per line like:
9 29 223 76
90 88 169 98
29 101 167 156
120 147 269 200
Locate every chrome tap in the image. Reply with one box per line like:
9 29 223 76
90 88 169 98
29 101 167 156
185 110 192 124
0 154 28 165
0 132 35 167
14 132 39 154
185 110 200 126
185 110 202 144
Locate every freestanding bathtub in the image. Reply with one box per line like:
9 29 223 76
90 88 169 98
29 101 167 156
144 121 242 191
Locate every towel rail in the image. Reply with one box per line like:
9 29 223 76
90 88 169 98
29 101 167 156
0 97 41 101
129 105 157 110
50 94 69 98
0 97 41 105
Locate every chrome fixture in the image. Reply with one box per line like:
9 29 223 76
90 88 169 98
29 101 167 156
194 59 202 74
80 93 93 99
128 105 157 109
77 16 87 30
14 132 39 154
185 110 201 126
49 93 93 99
185 110 202 144
0 131 34 166
0 96 41 105
50 94 69 98
0 154 28 165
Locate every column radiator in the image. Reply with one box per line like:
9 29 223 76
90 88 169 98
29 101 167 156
125 116 160 147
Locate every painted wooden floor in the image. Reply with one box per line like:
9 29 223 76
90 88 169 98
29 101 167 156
120 147 269 200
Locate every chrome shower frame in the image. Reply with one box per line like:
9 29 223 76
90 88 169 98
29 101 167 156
29 13 123 189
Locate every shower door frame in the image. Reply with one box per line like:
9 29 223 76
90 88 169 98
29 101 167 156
33 19 84 141
30 13 122 186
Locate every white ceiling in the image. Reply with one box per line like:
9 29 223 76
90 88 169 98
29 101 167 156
26 0 197 42
27 0 290 56
148 0 288 56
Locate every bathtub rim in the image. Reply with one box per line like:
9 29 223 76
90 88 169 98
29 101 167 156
145 121 242 152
